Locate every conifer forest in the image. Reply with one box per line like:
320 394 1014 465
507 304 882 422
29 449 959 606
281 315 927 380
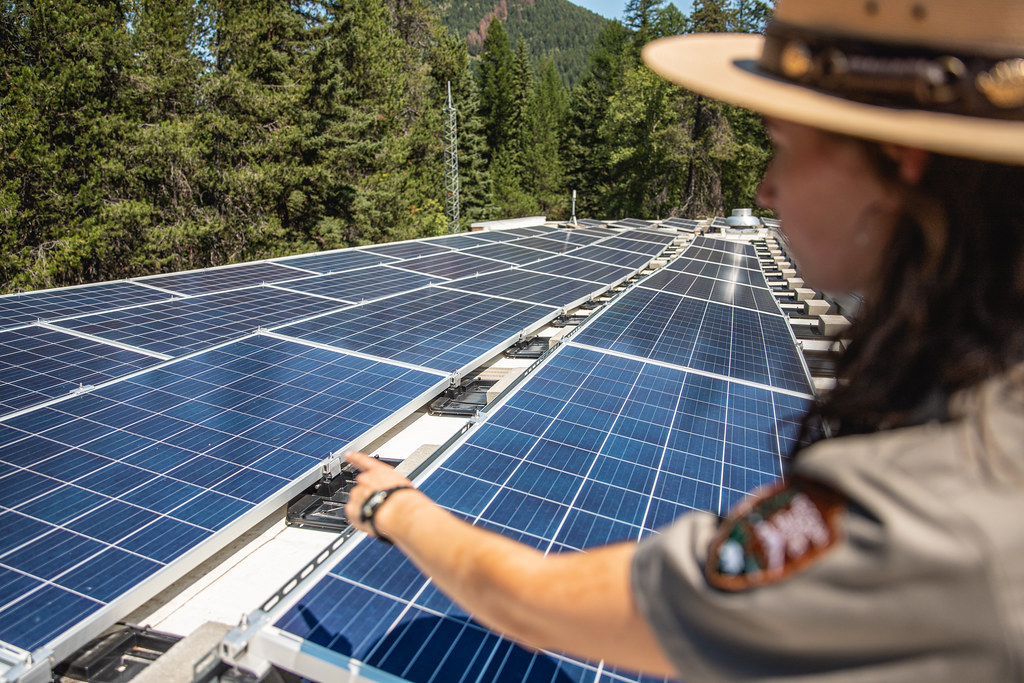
0 0 773 294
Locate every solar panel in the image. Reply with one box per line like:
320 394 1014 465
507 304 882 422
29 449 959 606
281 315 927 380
563 218 605 228
520 255 637 285
0 327 162 418
461 243 553 266
273 289 558 373
615 230 677 245
658 217 700 232
0 282 173 332
389 252 510 280
639 271 780 315
273 249 399 274
52 287 344 357
546 230 602 246
265 341 808 682
423 234 491 250
442 270 607 308
564 245 655 269
571 287 811 394
460 231 521 242
135 262 307 296
678 246 761 271
499 226 549 237
607 218 653 229
361 241 451 260
666 259 769 288
271 266 444 304
510 236 584 254
594 237 668 256
0 334 447 656
689 236 756 255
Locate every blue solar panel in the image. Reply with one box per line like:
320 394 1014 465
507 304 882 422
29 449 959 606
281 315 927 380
546 230 602 246
595 237 668 256
667 258 770 288
273 289 558 373
273 250 399 274
53 287 344 357
361 241 450 259
510 236 582 254
501 226 550 237
423 234 492 250
572 288 811 394
564 246 654 269
460 231 520 242
272 343 807 682
615 230 676 245
0 327 162 417
273 266 444 304
461 243 553 266
0 282 173 332
390 252 510 280
682 246 761 271
0 334 445 653
521 255 636 285
689 236 756 256
640 271 779 314
136 262 307 296
442 270 606 307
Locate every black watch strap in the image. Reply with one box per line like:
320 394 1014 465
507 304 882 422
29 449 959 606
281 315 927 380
359 485 414 544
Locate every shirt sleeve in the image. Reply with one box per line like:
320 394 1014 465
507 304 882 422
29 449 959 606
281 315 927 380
630 488 1003 682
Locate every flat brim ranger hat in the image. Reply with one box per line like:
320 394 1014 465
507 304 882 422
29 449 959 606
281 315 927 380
642 0 1024 165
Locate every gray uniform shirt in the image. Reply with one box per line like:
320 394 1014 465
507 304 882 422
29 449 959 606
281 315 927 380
632 368 1024 681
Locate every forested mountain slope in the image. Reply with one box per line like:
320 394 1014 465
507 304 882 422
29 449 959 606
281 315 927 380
429 0 609 85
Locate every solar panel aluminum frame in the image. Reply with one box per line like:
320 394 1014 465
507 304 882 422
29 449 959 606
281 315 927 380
0 333 452 683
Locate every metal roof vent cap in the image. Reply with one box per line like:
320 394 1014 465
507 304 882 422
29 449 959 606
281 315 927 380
725 208 762 230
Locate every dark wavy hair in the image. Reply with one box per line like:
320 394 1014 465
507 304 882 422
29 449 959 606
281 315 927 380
796 147 1024 446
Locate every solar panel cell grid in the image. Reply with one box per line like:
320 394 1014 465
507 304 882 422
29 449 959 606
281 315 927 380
273 249 398 274
565 246 654 269
0 335 445 653
271 266 443 304
52 287 344 357
461 242 553 266
360 241 451 259
273 289 557 373
520 255 636 285
274 342 806 682
389 251 510 280
136 262 306 296
509 236 582 254
595 237 668 256
0 282 173 332
442 270 604 307
0 327 162 417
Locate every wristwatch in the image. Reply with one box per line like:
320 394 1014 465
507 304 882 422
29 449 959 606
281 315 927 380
359 485 414 543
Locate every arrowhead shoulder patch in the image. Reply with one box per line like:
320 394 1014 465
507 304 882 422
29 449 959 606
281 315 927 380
706 477 846 591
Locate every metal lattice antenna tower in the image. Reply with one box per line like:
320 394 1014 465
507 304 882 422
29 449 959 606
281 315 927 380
443 81 461 234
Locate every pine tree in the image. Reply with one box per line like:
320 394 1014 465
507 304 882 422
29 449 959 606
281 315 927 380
477 19 515 159
521 58 568 217
0 0 138 290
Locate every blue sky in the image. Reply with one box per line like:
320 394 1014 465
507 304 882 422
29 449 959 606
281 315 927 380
572 0 695 21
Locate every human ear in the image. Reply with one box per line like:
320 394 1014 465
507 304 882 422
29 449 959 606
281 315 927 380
881 144 930 185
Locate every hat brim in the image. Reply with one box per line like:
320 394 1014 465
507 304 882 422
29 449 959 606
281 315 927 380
643 34 1024 165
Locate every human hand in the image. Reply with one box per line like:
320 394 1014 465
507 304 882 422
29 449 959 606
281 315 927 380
344 450 417 540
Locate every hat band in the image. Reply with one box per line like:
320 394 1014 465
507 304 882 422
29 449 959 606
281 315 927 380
758 21 1024 121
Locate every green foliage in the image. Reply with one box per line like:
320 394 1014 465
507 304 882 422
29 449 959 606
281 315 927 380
0 0 458 293
429 0 609 87
1 0 775 294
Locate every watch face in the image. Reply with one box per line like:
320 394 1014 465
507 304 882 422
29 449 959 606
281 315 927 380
361 490 385 523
